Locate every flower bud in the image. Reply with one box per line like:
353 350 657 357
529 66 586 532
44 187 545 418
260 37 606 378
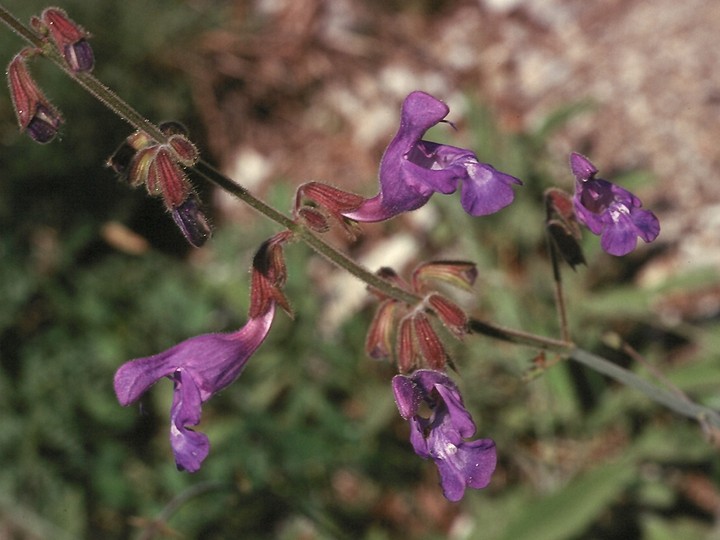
365 300 398 360
412 261 478 293
396 316 418 373
7 52 63 143
296 182 365 215
106 139 140 178
167 134 199 167
426 293 468 338
40 8 94 72
413 313 447 371
250 233 293 317
171 194 212 248
149 147 191 209
159 121 189 136
27 105 63 144
125 130 155 151
545 188 586 269
127 146 159 188
296 206 330 233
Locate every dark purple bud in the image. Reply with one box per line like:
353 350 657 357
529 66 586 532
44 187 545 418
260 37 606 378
171 195 212 248
63 40 94 73
106 140 139 179
41 8 94 72
26 104 63 144
7 52 63 143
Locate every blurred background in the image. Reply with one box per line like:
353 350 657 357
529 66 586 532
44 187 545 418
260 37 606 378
1 0 719 538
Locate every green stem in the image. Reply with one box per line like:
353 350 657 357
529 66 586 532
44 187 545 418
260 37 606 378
0 5 42 47
547 235 571 343
570 348 720 430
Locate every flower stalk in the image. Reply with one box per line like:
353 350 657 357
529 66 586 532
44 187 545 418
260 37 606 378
2 2 717 479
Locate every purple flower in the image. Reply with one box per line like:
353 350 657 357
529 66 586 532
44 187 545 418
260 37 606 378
114 304 275 472
343 91 521 222
570 152 660 256
392 369 497 501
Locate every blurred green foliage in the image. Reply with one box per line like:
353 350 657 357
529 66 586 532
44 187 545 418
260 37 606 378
1 1 719 539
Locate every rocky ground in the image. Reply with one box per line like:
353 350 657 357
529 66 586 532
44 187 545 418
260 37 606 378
179 0 720 308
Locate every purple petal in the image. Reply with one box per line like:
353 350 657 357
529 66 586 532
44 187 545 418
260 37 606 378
114 347 180 406
600 219 639 256
431 437 497 502
411 368 453 394
631 207 661 242
599 207 660 256
459 161 521 216
570 152 598 182
64 40 94 72
114 305 274 406
434 383 476 439
169 371 210 472
392 375 422 419
172 195 212 248
192 305 275 399
27 105 62 144
343 96 447 222
399 91 450 138
404 142 465 194
408 416 431 458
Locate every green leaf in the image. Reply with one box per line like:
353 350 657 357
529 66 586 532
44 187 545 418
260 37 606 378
501 459 634 540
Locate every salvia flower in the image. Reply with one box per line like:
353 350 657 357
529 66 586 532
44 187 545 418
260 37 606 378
7 52 63 143
114 304 274 471
114 234 290 471
343 91 521 222
570 152 660 256
39 8 94 72
392 369 497 501
114 249 287 472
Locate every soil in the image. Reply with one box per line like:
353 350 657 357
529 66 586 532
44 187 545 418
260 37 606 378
182 0 720 287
